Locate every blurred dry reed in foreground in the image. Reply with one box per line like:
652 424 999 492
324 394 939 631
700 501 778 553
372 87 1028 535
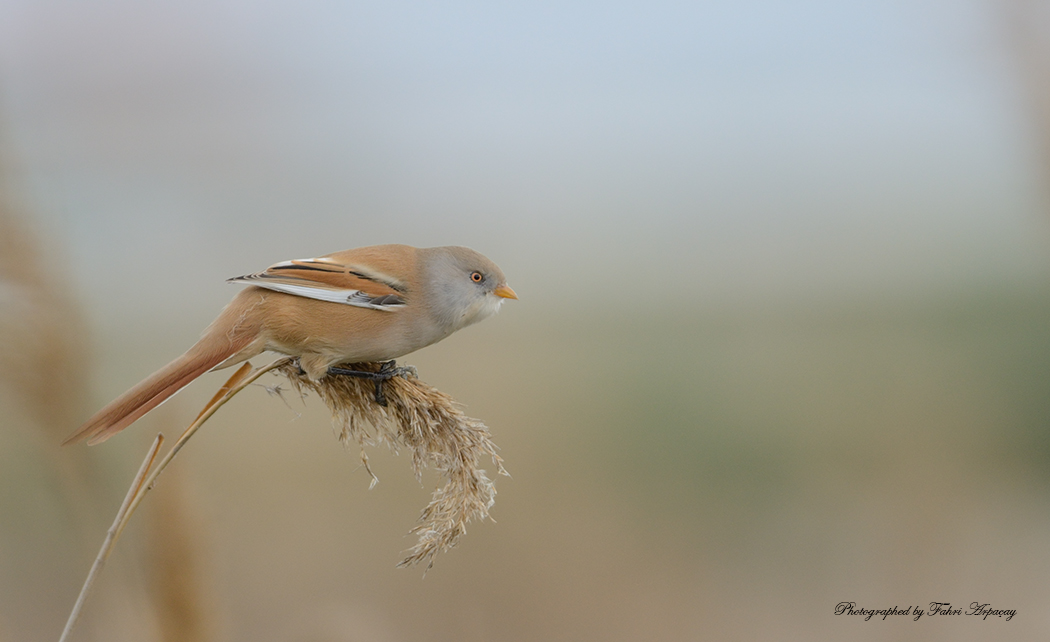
1002 0 1050 199
0 190 89 440
0 157 215 641
145 465 219 642
279 360 508 569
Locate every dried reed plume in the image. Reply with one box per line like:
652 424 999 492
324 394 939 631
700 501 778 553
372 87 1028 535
63 357 507 638
278 361 508 569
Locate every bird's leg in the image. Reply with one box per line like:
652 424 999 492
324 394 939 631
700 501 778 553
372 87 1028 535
326 360 414 406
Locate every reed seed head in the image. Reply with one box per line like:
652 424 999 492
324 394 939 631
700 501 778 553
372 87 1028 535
278 361 507 570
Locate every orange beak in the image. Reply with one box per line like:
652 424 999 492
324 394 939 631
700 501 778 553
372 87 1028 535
494 284 518 300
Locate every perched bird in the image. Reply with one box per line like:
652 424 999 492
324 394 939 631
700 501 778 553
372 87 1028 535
64 244 517 446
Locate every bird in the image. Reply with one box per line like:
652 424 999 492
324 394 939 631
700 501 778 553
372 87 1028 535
64 244 517 446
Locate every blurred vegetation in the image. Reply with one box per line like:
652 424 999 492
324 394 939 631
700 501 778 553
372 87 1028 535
3 2 1050 639
5 268 1050 640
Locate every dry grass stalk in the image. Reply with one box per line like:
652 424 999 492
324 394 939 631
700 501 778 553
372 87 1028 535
0 161 197 641
59 435 164 642
278 361 508 569
146 446 220 642
64 355 505 638
61 360 283 642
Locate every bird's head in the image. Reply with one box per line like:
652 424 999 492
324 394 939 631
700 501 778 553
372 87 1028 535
421 246 517 333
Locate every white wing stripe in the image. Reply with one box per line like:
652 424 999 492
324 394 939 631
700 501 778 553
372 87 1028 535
249 282 403 311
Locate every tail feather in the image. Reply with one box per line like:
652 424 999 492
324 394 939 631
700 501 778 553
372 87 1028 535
64 338 248 446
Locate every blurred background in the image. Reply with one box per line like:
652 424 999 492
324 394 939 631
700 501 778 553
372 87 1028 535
1 0 1050 640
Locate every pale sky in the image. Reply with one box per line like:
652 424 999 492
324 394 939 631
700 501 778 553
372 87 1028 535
0 0 1047 325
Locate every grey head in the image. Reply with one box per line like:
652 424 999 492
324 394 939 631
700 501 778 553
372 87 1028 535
418 246 517 335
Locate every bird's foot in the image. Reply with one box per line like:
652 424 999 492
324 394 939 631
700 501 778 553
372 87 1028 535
327 360 414 406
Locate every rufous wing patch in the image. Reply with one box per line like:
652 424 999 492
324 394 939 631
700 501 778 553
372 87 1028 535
227 257 407 311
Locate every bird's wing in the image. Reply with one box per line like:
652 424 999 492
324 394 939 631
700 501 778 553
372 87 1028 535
227 257 407 311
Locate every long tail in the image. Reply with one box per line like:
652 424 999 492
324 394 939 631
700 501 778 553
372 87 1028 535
64 330 256 446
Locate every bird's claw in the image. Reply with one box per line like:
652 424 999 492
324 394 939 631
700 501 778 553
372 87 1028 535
326 360 413 406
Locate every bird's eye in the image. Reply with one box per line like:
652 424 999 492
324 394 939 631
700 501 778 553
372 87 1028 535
470 271 483 283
